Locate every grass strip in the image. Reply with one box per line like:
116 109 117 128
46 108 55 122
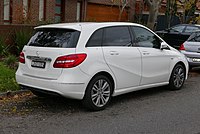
0 62 19 92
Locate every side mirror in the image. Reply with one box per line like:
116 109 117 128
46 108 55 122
161 42 170 50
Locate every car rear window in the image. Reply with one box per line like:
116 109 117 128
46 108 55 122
187 32 200 42
27 28 80 48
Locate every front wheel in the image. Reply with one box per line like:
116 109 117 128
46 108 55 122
168 64 186 90
82 75 113 111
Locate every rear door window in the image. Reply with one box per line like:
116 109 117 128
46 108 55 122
86 29 103 47
170 25 185 32
188 32 200 42
27 28 80 48
185 26 200 33
102 26 132 47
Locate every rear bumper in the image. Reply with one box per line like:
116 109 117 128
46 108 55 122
180 51 200 67
187 61 200 67
16 68 90 100
20 85 62 97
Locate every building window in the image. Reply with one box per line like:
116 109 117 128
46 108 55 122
55 0 62 23
23 0 28 18
39 0 45 21
76 2 81 22
4 0 11 23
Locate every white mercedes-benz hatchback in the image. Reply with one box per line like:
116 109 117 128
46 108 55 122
16 22 188 110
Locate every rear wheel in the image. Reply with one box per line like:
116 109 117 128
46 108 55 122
82 75 113 111
168 64 186 90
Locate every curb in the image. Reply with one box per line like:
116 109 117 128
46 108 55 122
0 90 31 98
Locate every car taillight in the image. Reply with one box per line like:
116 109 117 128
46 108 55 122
19 52 25 64
179 44 185 50
53 54 87 68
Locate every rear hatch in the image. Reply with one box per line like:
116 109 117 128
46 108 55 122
185 32 200 53
184 41 200 53
20 28 80 80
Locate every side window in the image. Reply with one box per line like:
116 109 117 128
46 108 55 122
188 32 200 42
171 25 185 32
102 26 131 47
131 26 161 49
86 29 103 47
185 26 199 33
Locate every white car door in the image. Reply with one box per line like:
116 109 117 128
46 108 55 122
102 26 142 90
131 26 171 85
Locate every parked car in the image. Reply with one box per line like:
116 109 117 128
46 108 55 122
16 22 188 111
180 31 200 69
156 24 200 49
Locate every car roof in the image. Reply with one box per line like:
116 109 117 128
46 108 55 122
35 22 144 31
173 24 200 27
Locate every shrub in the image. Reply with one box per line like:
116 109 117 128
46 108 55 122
14 29 33 54
0 36 7 57
3 54 18 69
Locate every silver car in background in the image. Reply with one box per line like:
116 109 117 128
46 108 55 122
180 31 200 69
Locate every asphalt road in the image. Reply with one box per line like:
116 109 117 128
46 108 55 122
1 69 200 134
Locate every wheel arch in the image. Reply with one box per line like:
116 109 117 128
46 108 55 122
82 71 115 110
170 61 187 78
174 61 187 78
88 71 115 95
168 61 187 90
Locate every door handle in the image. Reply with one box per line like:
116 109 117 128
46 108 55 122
142 51 150 55
142 52 150 55
110 51 119 55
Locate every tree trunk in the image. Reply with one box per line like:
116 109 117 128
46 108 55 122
145 0 161 30
147 5 159 30
118 0 127 21
118 10 123 21
129 0 136 22
138 1 144 23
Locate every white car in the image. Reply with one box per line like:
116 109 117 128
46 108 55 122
16 22 188 110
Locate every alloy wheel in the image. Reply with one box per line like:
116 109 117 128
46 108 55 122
173 66 185 88
91 79 111 107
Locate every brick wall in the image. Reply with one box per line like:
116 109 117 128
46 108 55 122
0 24 34 42
80 1 87 21
12 0 40 24
29 0 39 24
0 1 3 24
45 0 56 22
12 0 23 24
1 0 79 24
0 24 34 54
64 0 77 22
45 0 78 23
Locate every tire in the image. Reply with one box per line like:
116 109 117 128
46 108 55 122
189 65 193 71
82 75 113 111
168 64 186 90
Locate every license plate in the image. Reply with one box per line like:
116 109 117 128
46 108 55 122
192 58 200 62
31 61 46 68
